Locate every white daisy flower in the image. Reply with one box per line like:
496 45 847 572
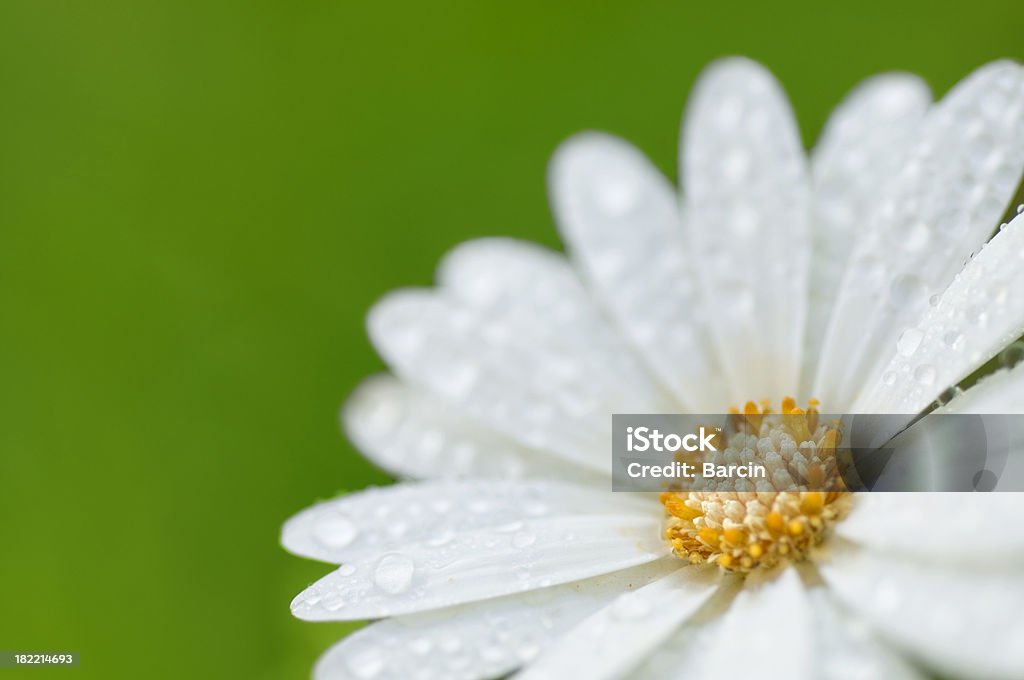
284 58 1024 680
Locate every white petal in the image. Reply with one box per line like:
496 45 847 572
292 514 667 621
368 239 675 472
697 567 815 679
626 566 923 680
801 570 927 680
932 373 1024 491
623 608 729 680
343 374 591 483
514 566 724 680
282 479 655 563
818 539 1024 680
938 361 1024 414
816 61 1024 410
836 493 1024 562
549 132 727 411
856 209 1024 415
682 57 811 402
803 74 931 396
313 559 681 680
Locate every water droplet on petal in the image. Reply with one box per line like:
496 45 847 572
439 635 462 653
323 594 346 611
896 328 923 357
523 501 549 517
338 563 357 576
481 645 506 664
373 553 415 595
964 305 988 326
314 514 358 549
934 386 964 407
913 364 936 386
882 371 897 386
940 330 961 351
999 341 1024 368
730 204 759 237
903 221 931 251
427 528 455 547
595 176 638 216
346 647 384 678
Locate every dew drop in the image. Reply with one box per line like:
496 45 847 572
903 221 931 251
442 361 479 397
427 528 455 547
314 514 358 549
468 499 490 514
964 305 988 326
896 328 923 357
523 501 549 517
595 176 638 216
934 386 964 407
913 364 936 386
941 331 963 350
1016 203 1024 215
882 371 897 386
998 341 1024 368
721 148 751 181
373 553 415 595
439 635 462 654
387 521 409 538
323 594 346 611
338 563 357 576
730 204 759 237
346 648 384 679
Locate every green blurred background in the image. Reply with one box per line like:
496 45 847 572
1 0 1022 677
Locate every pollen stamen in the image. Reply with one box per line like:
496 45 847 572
660 398 851 572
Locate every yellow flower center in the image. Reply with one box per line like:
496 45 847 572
660 398 851 572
